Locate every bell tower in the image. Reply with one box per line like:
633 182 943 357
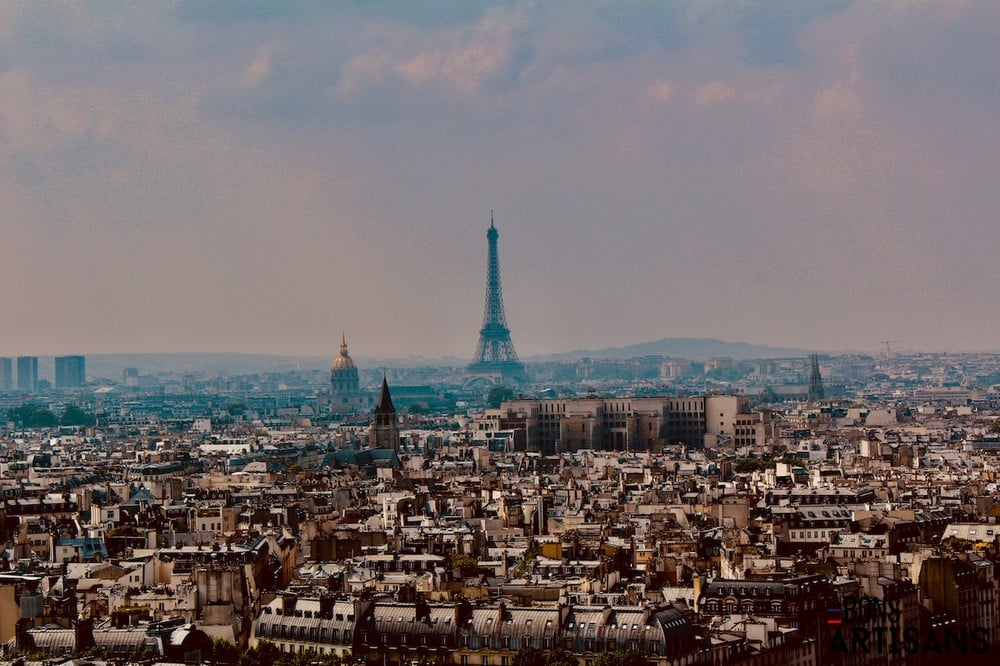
370 376 400 452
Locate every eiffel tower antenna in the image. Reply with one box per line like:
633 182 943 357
467 213 527 383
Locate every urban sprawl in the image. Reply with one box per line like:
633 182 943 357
4 346 1000 666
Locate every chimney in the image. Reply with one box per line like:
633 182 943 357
415 594 431 623
15 619 35 652
74 617 95 653
319 595 335 619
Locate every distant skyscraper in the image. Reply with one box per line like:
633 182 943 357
807 353 825 401
55 355 86 388
16 356 38 391
0 358 12 391
370 376 400 452
468 214 527 382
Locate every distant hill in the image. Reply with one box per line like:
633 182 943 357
83 353 331 379
82 352 465 380
61 338 812 381
526 337 812 363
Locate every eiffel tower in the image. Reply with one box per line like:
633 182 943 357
467 214 527 382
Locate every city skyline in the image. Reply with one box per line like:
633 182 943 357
3 2 1000 358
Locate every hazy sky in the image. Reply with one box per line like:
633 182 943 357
2 1 999 359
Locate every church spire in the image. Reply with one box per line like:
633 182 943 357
375 375 395 414
808 352 825 401
371 375 400 453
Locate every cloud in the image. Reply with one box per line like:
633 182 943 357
241 43 278 86
692 81 736 106
4 1 1000 355
0 69 120 155
646 80 676 103
337 5 530 98
814 83 863 120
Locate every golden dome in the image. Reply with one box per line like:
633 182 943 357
332 334 357 370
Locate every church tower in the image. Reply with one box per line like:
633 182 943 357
331 334 362 414
370 376 400 452
807 353 825 401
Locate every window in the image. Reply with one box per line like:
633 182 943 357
483 657 489 666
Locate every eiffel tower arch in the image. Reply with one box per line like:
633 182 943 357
467 214 528 383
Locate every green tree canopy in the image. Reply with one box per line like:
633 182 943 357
513 646 547 666
545 648 580 666
450 553 484 577
211 638 241 665
60 404 96 426
488 385 515 408
7 404 58 428
591 649 647 666
733 458 774 474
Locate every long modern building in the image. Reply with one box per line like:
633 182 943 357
475 395 765 453
54 355 86 388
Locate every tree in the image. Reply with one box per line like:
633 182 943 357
238 642 281 666
592 649 647 666
211 638 240 664
450 553 484 577
60 404 96 426
546 648 580 666
513 646 546 666
488 385 515 408
733 458 775 474
7 404 57 428
513 542 538 577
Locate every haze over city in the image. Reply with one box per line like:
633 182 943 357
2 1 999 358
